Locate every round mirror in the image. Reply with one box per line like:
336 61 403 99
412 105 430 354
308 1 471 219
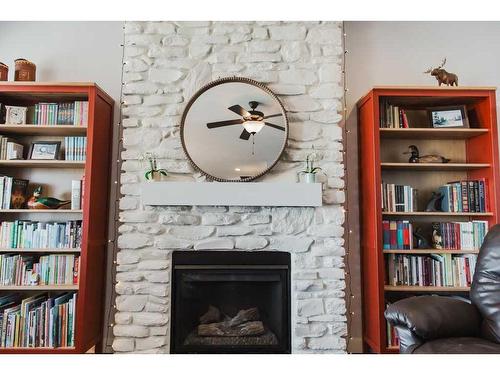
181 77 288 182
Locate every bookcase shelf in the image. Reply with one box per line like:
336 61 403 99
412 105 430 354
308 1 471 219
358 87 500 354
381 162 491 171
0 248 81 253
0 209 83 213
384 285 470 292
383 249 480 255
0 82 114 354
0 160 85 168
379 128 489 139
0 285 79 291
0 347 77 354
382 211 494 217
0 124 87 136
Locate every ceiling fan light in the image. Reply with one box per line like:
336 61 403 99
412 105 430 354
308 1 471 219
243 120 265 134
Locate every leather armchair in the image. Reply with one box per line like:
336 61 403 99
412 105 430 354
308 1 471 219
384 224 500 353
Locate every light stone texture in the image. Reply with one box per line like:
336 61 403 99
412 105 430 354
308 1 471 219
116 21 345 354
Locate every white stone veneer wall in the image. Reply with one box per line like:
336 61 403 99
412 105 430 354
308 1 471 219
114 21 346 353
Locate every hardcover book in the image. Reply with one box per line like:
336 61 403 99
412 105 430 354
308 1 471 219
10 178 29 209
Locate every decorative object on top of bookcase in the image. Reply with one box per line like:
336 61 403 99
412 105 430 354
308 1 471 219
5 105 27 125
141 152 168 182
425 191 444 212
358 87 500 354
430 106 469 128
0 63 7 81
28 141 60 160
423 58 458 87
14 58 36 82
27 186 70 210
298 152 322 183
404 145 450 164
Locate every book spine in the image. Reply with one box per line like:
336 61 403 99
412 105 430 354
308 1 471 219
71 180 81 210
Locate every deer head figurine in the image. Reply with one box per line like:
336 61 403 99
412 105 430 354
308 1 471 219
424 58 458 86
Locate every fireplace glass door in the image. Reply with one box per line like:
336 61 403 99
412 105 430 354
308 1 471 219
170 251 291 354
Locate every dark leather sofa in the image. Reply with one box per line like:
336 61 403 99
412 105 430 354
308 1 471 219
384 224 500 353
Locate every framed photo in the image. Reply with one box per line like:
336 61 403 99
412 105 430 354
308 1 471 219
29 141 61 160
429 106 469 128
5 105 27 125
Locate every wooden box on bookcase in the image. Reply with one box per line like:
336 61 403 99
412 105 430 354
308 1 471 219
357 87 500 353
0 83 113 353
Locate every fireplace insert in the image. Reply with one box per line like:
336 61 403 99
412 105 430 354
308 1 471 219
170 251 291 354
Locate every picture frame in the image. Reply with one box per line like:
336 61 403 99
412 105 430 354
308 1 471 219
28 141 61 160
5 105 27 125
429 105 469 128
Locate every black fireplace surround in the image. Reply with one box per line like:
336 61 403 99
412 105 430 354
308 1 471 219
170 251 291 354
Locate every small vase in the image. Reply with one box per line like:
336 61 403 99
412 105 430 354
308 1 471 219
0 63 8 81
14 58 36 82
146 171 163 182
303 173 316 183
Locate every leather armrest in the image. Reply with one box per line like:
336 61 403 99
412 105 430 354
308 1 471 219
385 295 482 342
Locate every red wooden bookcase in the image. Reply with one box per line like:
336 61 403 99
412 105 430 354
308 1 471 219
0 82 114 353
357 87 500 353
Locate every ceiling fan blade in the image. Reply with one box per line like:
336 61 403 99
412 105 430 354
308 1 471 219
263 113 282 119
207 119 244 129
264 122 286 131
228 105 251 118
239 129 251 140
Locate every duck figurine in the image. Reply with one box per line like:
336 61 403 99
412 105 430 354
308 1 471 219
27 186 71 210
403 145 450 163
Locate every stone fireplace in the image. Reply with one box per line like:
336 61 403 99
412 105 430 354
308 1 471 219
114 21 346 354
170 251 291 353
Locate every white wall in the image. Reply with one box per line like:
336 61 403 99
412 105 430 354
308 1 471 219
0 21 124 118
345 21 500 117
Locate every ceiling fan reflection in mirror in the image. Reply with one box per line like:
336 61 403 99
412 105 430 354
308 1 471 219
207 100 285 140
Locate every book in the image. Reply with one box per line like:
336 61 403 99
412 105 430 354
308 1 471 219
0 253 79 286
64 137 87 161
381 182 417 212
0 220 83 249
33 101 88 126
5 141 24 160
0 293 76 348
382 220 413 249
439 179 488 213
71 180 82 210
387 253 477 287
9 179 29 209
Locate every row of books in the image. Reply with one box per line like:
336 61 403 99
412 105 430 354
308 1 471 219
64 137 87 161
387 253 477 287
382 221 414 249
0 176 28 209
0 254 79 286
33 102 88 126
0 293 76 348
439 179 489 213
432 221 488 250
379 101 409 128
381 183 418 212
0 220 82 250
0 136 23 160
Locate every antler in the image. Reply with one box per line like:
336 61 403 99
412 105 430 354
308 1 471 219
438 57 446 69
423 67 433 74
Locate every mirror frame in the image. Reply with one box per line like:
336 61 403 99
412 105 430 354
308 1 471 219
180 76 289 182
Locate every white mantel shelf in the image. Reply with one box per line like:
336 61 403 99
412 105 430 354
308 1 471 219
141 182 323 207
